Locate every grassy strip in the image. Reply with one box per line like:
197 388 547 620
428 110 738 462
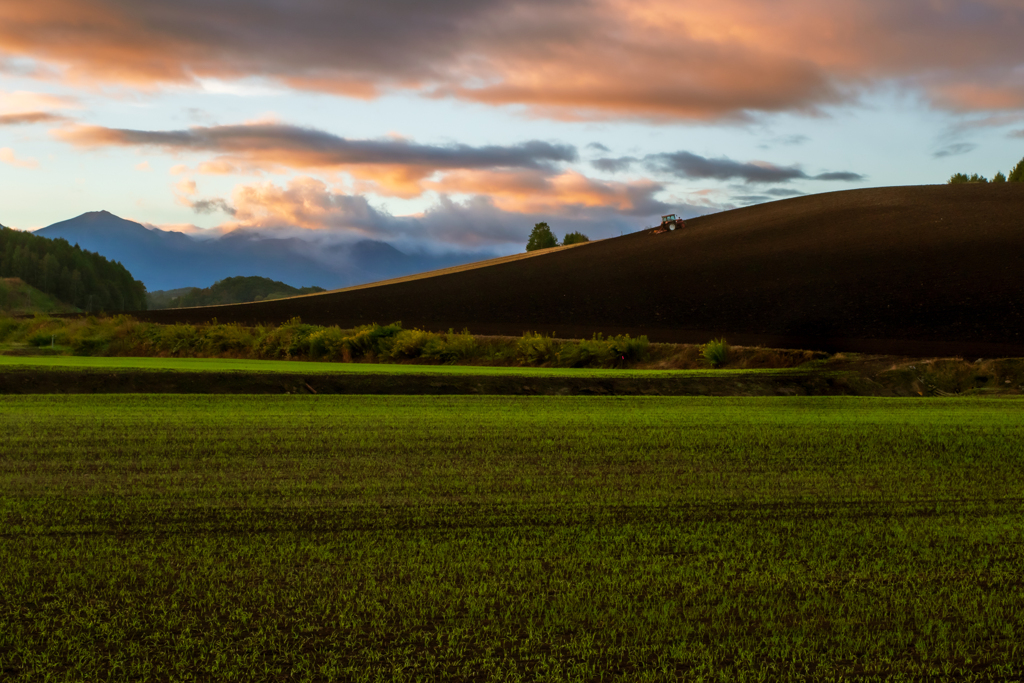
0 314 820 370
0 353 801 378
2 395 1024 680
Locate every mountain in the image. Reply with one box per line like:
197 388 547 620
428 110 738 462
34 211 476 292
136 184 1024 358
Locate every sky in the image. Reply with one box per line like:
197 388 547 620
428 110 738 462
2 0 1023 255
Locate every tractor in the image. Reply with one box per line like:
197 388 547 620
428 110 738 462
651 213 685 234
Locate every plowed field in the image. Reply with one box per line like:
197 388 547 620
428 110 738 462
136 185 1024 357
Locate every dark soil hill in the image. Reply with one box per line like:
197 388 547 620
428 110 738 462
134 185 1024 357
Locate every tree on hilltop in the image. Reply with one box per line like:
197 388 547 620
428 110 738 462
526 222 559 251
948 172 988 184
562 231 590 245
949 155 1024 184
1010 156 1024 183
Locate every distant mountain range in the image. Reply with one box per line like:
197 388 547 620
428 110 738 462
33 211 480 292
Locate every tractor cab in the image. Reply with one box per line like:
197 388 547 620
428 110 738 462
651 213 685 234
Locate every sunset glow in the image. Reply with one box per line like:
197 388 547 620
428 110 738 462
2 0 1022 250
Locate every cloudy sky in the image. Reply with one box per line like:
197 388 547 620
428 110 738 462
2 0 1023 253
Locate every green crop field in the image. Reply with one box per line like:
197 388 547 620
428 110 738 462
0 354 794 378
2 395 1023 681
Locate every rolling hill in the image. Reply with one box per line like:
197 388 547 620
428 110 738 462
133 185 1024 357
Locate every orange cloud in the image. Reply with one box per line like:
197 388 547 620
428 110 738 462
0 147 39 168
427 169 667 215
228 177 368 232
211 176 680 247
4 0 1024 119
0 90 78 114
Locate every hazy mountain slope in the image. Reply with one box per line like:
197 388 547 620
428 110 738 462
36 212 337 290
35 211 485 291
154 276 325 309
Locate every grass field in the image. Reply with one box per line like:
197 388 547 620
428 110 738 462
2 395 1024 680
0 354 795 378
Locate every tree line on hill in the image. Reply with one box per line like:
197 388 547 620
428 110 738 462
948 155 1024 184
147 276 326 309
526 223 590 251
0 224 147 312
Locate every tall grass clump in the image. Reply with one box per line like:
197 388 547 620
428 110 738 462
702 338 730 367
517 332 559 365
558 333 650 368
421 329 478 363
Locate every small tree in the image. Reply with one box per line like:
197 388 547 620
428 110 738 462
993 171 1007 183
526 222 559 251
562 231 590 245
1009 156 1024 183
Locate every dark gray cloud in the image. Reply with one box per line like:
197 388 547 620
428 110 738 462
646 151 804 183
591 156 636 173
933 142 977 158
645 151 863 184
60 122 578 171
0 111 67 126
734 195 772 205
733 186 806 205
1009 129 1024 139
586 142 610 152
813 171 864 181
190 198 236 216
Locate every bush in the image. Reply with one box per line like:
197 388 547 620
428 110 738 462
157 324 203 356
609 334 650 365
253 317 316 359
0 317 23 342
202 323 254 354
702 338 730 367
557 333 649 368
72 337 107 356
28 329 56 347
993 171 1007 183
343 322 402 359
388 328 435 359
422 330 478 363
526 222 559 251
517 332 559 365
562 231 590 245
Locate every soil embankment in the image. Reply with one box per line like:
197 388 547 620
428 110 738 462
132 185 1024 357
0 368 870 396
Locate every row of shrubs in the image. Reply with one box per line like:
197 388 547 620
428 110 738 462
948 155 1024 184
0 315 657 368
